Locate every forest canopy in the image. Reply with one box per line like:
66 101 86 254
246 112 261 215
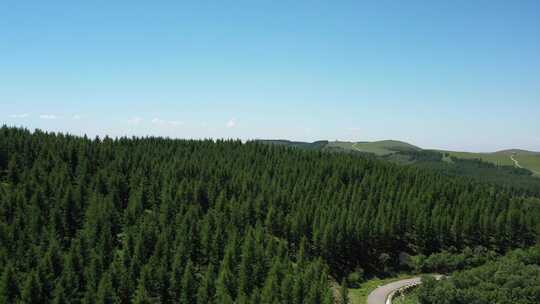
1 126 539 303
417 245 540 304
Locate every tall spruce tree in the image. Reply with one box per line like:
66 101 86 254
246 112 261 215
0 263 19 303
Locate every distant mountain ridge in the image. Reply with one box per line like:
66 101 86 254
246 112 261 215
255 139 328 150
494 149 540 155
255 138 539 155
254 139 540 180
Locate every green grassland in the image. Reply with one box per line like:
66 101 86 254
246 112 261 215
325 140 420 155
441 151 514 166
325 141 355 150
442 150 540 176
255 139 329 150
513 154 540 175
351 140 420 156
258 138 540 177
326 140 417 156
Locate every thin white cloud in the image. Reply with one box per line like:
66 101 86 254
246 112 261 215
168 120 183 126
226 118 237 128
127 117 143 125
9 113 29 118
40 114 57 120
151 118 165 125
151 118 183 126
72 115 81 120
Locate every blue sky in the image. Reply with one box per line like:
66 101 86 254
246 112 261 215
1 1 539 152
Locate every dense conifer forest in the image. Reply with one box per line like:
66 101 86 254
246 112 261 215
1 126 539 303
416 245 540 304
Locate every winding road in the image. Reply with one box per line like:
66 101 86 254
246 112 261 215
367 277 421 304
367 275 443 304
510 154 522 168
510 154 540 175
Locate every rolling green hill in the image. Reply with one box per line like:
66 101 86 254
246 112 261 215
256 139 540 192
352 140 421 155
512 154 540 175
440 151 514 166
259 139 540 176
326 140 420 155
441 150 540 176
263 139 421 156
254 139 329 150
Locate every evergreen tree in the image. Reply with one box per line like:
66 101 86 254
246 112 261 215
0 263 19 303
6 154 19 184
280 274 294 304
52 282 68 304
340 278 349 304
215 246 236 304
237 229 256 295
20 270 43 304
133 266 155 304
96 272 118 304
180 259 197 303
261 260 281 304
196 264 216 304
292 274 305 304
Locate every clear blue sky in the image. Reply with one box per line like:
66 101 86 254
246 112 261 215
1 0 539 152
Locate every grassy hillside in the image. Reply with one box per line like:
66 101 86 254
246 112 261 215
441 151 514 166
256 139 540 179
442 150 540 176
254 139 329 150
512 154 540 175
325 140 421 156
351 140 421 156
406 151 540 194
325 141 355 150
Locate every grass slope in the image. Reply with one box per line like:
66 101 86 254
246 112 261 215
254 139 328 150
352 140 420 156
257 138 540 176
442 150 540 176
512 154 540 175
326 140 420 156
325 141 355 150
441 151 514 166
